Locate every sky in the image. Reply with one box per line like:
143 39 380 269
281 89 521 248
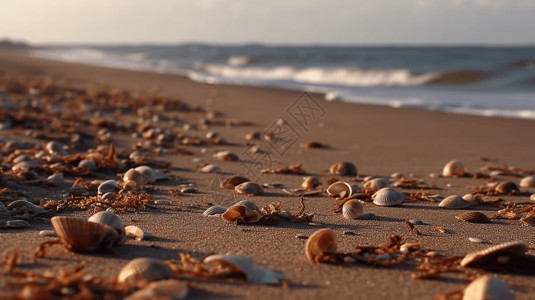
1 0 534 45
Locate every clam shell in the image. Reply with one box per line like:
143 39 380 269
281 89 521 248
46 173 64 186
495 181 519 195
326 181 352 199
124 279 188 300
455 211 491 223
302 176 321 191
305 228 338 263
531 194 535 201
363 178 390 191
221 200 262 223
123 168 144 187
135 166 156 184
439 195 471 209
329 162 357 176
520 175 535 188
213 151 239 162
116 258 174 288
203 205 227 216
462 193 483 205
199 164 219 173
234 182 264 196
8 199 45 214
462 275 513 300
78 159 97 171
460 241 527 268
442 159 467 177
372 188 404 206
204 254 283 285
220 176 250 189
125 225 152 240
88 211 125 244
98 180 119 196
51 216 118 252
342 200 364 220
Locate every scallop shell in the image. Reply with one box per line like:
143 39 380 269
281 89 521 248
204 254 283 285
88 211 125 244
123 168 144 187
221 200 262 224
305 228 338 263
203 205 227 216
462 275 513 300
520 175 535 188
439 195 471 209
98 180 119 196
326 181 352 199
213 151 239 162
455 211 491 223
220 176 250 189
342 200 364 220
460 241 527 268
329 162 357 176
125 225 153 240
135 166 156 184
124 279 188 300
363 178 390 192
442 160 467 177
234 182 264 196
372 188 404 206
116 258 174 288
46 173 64 186
199 164 219 173
302 176 321 191
51 216 118 252
495 181 519 195
8 199 45 214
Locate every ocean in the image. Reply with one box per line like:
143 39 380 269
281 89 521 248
31 44 535 119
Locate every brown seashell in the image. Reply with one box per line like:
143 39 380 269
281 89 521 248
442 159 467 177
204 254 283 285
88 211 126 244
460 241 527 268
234 182 264 196
462 193 483 205
326 181 352 199
245 131 261 141
495 181 519 195
125 279 188 300
302 176 321 191
363 178 390 192
213 151 239 162
520 175 535 188
462 275 513 300
123 168 144 187
220 176 250 189
342 200 364 220
303 141 326 149
520 209 535 226
51 216 118 252
372 188 404 206
221 200 262 224
329 162 357 176
455 211 491 223
116 258 174 288
305 228 338 263
439 195 471 209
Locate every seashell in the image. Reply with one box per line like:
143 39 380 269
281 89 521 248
203 205 227 216
305 228 338 263
45 141 66 155
462 275 513 300
123 168 144 187
245 131 261 141
206 131 218 139
495 181 519 195
12 161 35 172
12 155 35 164
51 216 118 252
153 169 169 181
101 192 115 201
520 175 535 188
462 193 483 205
6 220 31 228
39 230 57 237
469 237 485 243
520 209 535 226
8 199 45 214
78 159 97 171
199 164 219 173
135 166 156 184
88 211 125 244
124 279 188 300
390 172 404 179
342 200 364 220
400 242 421 253
455 211 491 223
46 173 64 186
372 188 404 206
363 178 390 191
221 200 262 224
301 176 321 191
98 180 119 196
326 181 352 199
125 225 153 240
438 195 471 209
204 254 283 285
220 176 250 189
531 194 535 201
442 160 468 177
460 241 527 268
180 186 197 193
234 182 264 196
329 162 357 176
213 151 239 162
116 258 174 288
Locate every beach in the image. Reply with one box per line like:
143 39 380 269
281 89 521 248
1 49 535 299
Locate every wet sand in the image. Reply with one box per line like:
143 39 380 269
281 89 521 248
1 50 535 299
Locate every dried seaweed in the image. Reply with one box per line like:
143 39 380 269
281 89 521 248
260 163 306 175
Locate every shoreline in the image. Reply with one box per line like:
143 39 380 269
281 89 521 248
1 50 535 299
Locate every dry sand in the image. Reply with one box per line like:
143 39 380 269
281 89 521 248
1 50 535 299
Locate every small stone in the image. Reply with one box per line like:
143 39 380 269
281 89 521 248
343 231 356 236
343 256 356 264
39 230 57 237
296 234 308 239
468 237 485 243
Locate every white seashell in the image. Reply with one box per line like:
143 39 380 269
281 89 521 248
342 200 364 220
203 205 227 216
326 181 352 199
116 258 174 288
98 180 119 196
213 151 239 162
520 176 535 188
125 225 153 240
222 200 262 223
372 188 404 206
234 182 264 196
204 254 283 285
45 141 66 155
531 194 535 201
12 161 35 172
39 230 57 237
462 275 513 300
363 178 390 191
199 164 219 173
305 228 338 263
124 279 188 300
439 195 471 209
460 241 527 268
442 160 467 177
46 173 64 186
469 237 485 243
6 220 31 228
329 162 357 176
78 159 97 171
462 193 483 205
88 211 125 244
153 169 169 181
51 216 118 252
135 166 156 184
390 172 404 179
8 199 45 214
123 168 144 187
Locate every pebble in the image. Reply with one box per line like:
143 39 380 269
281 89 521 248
39 230 57 237
296 234 308 239
468 237 485 243
7 220 31 228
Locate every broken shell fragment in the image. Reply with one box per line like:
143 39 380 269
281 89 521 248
329 162 357 176
98 180 119 196
135 166 156 184
125 225 153 240
199 164 219 173
455 211 491 223
326 181 352 199
116 258 174 288
51 216 118 252
221 200 262 224
234 182 264 196
462 275 513 300
220 176 250 189
460 241 527 268
8 199 45 214
302 176 321 191
342 200 364 220
520 175 535 188
204 254 283 285
88 211 125 244
214 150 239 162
123 168 144 187
372 188 404 206
306 228 338 263
203 205 227 216
520 209 535 226
125 279 188 300
363 178 390 192
442 159 468 177
439 195 471 209
495 181 519 195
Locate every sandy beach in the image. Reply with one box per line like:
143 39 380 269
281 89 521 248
1 49 535 299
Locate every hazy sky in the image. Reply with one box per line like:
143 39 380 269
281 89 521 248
1 0 534 45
